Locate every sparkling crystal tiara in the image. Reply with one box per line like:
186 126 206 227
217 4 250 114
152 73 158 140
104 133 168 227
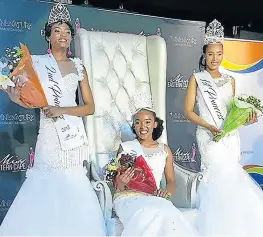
130 92 155 116
204 19 224 45
47 2 71 26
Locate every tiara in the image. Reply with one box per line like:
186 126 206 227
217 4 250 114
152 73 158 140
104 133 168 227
204 19 224 45
129 92 155 116
47 3 71 26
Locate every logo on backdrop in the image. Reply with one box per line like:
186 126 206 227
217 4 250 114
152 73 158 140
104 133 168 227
168 35 197 47
0 199 12 212
172 143 197 163
167 73 188 89
0 112 35 125
0 146 35 172
0 18 31 32
28 147 35 169
0 154 28 172
169 112 190 123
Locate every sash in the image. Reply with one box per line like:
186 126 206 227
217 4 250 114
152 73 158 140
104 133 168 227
194 70 227 129
121 139 144 157
32 54 88 151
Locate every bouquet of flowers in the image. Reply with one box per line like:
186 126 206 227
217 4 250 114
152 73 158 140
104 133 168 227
213 95 263 142
104 152 158 195
105 152 136 183
0 43 48 108
0 58 15 89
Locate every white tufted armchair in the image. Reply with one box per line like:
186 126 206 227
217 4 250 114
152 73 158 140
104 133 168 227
74 29 201 235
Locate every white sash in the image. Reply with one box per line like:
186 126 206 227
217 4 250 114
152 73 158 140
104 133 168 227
32 54 88 151
121 139 144 157
194 70 227 129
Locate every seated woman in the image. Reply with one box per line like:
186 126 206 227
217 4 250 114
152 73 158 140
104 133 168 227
113 107 198 236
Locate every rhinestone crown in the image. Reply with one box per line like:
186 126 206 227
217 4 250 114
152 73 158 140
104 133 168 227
47 3 71 26
130 92 155 116
204 19 224 45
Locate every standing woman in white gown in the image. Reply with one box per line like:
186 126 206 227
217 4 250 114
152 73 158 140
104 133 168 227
184 19 263 236
0 3 107 236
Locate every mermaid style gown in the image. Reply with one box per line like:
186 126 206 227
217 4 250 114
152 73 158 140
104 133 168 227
195 73 263 236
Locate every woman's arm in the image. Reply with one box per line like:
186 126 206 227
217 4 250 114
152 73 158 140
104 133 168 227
184 75 212 129
13 99 28 108
1 84 28 109
231 76 235 96
163 144 176 194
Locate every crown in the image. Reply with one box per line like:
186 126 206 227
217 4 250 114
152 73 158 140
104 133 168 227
204 19 224 45
129 92 155 116
47 3 71 26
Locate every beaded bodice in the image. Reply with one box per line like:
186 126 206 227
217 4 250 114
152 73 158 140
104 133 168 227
27 57 87 176
141 143 167 188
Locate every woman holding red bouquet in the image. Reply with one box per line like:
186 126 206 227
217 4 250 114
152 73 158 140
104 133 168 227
0 3 106 236
113 108 198 236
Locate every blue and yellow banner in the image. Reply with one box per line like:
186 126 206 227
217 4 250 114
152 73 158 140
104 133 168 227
221 39 263 189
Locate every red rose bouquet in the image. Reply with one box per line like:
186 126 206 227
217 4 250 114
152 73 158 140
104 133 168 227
105 152 157 195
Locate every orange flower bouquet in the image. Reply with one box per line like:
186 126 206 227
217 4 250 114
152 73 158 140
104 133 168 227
1 43 48 108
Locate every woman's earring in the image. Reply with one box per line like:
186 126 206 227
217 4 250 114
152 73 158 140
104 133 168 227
202 56 206 65
67 45 72 56
47 40 51 54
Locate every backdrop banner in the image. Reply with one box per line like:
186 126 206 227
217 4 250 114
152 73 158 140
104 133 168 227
0 0 205 223
221 39 263 189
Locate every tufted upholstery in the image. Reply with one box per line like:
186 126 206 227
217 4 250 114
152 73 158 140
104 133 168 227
75 29 167 170
75 29 200 235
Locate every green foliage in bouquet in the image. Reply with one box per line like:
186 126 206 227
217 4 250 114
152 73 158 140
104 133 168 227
238 95 263 112
5 46 23 72
213 95 263 142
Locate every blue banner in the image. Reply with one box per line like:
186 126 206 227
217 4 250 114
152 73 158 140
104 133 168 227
0 0 205 223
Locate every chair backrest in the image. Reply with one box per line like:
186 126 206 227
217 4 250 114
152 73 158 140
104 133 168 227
74 29 167 173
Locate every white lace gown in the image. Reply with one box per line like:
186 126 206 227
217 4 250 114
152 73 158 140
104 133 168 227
0 58 107 236
195 73 263 236
113 142 199 236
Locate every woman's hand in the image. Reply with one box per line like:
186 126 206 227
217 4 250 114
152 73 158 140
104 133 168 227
3 78 22 103
42 106 64 118
208 125 221 136
246 112 257 125
115 167 134 191
155 189 171 199
0 77 28 108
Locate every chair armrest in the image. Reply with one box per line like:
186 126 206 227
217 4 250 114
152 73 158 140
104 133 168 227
86 161 118 235
85 161 113 218
190 171 203 208
172 163 203 208
91 180 113 218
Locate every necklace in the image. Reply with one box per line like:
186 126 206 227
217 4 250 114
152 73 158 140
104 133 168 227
214 75 229 87
140 142 158 148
